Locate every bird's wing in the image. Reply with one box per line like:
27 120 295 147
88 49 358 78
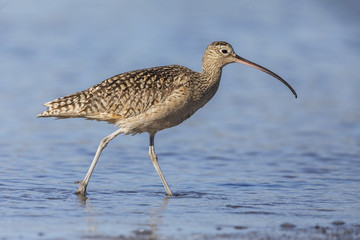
38 65 192 121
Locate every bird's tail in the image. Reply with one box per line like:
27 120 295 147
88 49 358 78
37 92 86 118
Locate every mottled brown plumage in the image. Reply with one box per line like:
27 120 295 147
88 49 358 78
38 41 297 196
39 65 197 134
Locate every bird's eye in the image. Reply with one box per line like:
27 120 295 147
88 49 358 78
221 49 228 54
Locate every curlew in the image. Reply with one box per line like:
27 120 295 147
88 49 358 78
38 41 297 196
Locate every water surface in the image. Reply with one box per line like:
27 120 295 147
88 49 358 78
0 1 359 239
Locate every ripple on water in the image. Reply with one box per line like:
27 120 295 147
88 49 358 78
172 191 209 199
225 204 257 209
219 183 254 188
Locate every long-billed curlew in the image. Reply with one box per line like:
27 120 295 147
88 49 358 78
38 41 297 196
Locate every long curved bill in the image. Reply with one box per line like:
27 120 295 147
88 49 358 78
235 55 297 98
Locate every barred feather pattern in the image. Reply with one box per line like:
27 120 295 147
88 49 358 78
39 65 193 121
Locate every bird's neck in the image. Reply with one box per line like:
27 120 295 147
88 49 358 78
190 62 222 104
201 60 223 88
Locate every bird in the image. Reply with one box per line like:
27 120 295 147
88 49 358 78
38 41 297 196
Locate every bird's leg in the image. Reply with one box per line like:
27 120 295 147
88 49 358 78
75 128 123 196
148 133 173 196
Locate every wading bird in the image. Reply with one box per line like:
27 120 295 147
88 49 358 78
38 41 297 196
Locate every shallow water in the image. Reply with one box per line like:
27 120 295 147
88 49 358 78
0 0 360 239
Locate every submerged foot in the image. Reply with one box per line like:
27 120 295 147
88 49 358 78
74 180 87 196
165 191 173 197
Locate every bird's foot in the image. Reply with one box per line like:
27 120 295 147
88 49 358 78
74 180 87 196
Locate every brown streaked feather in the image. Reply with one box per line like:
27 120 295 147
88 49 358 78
38 65 193 122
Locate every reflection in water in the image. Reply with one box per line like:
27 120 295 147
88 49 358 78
76 193 170 239
144 196 169 240
76 195 99 235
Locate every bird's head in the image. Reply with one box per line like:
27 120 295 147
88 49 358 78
202 41 297 98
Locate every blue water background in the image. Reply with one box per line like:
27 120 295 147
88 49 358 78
0 0 359 239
